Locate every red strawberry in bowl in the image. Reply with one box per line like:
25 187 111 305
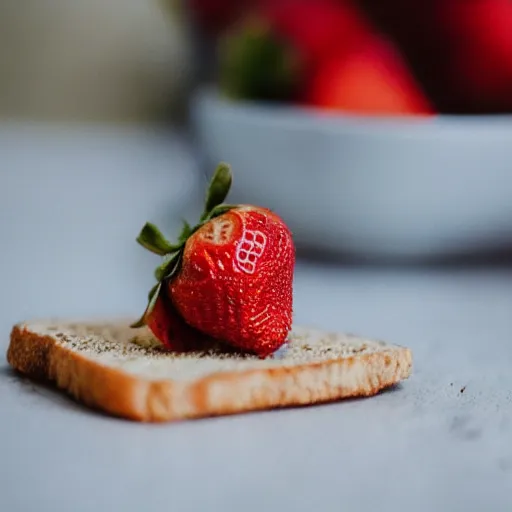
262 0 373 69
306 38 435 116
131 163 295 358
436 0 512 112
219 0 376 103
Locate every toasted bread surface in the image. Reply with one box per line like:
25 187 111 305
7 320 412 422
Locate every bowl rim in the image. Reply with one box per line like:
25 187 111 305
193 85 512 138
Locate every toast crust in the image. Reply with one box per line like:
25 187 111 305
7 323 413 423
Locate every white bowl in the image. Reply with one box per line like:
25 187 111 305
191 87 512 260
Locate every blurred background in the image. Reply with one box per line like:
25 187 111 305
2 0 512 335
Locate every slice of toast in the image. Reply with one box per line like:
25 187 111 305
7 320 413 422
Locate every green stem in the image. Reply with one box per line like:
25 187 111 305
201 162 233 221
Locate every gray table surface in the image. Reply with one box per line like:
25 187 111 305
2 263 512 512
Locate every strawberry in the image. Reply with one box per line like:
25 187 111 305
219 0 374 103
355 1 450 110
306 39 434 116
436 0 512 112
367 0 512 113
131 163 295 358
143 288 222 352
262 0 373 69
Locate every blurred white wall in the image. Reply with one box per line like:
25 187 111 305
0 0 192 123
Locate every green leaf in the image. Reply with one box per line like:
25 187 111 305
130 282 162 328
154 251 181 281
147 282 160 301
178 219 193 243
136 222 178 256
201 163 233 220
